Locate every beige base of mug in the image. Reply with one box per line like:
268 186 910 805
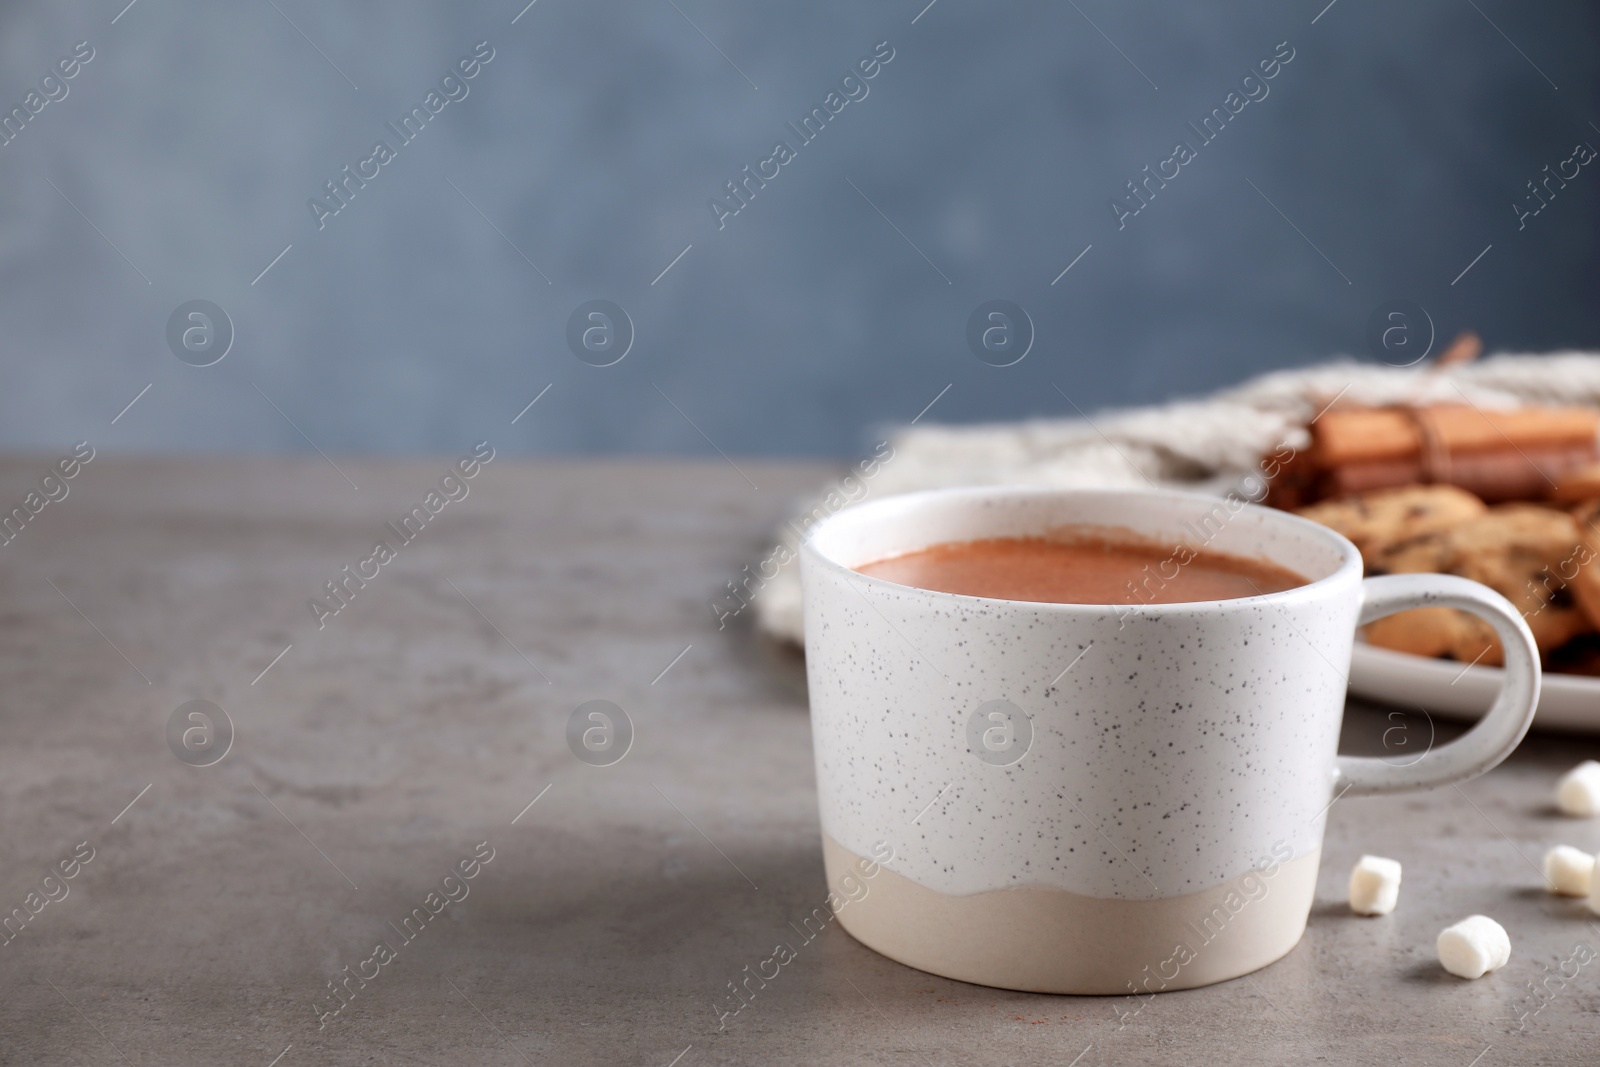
823 834 1319 994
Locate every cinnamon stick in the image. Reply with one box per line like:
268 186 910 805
1431 331 1483 369
1314 405 1599 467
1324 445 1599 502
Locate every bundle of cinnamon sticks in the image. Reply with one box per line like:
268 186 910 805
1267 403 1600 509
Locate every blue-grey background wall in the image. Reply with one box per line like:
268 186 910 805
2 0 1596 457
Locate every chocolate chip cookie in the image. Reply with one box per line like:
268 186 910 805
1297 484 1487 561
1361 504 1593 665
1572 499 1600 630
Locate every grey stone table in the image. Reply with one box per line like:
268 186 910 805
1 456 1597 1066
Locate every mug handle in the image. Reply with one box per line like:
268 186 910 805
1333 573 1542 798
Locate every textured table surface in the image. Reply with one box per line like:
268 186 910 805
0 456 1596 1066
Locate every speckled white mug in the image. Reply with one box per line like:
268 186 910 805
800 487 1540 994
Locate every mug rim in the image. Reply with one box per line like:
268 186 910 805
800 484 1364 616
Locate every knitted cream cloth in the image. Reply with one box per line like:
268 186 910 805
754 352 1600 645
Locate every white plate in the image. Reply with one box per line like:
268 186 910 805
1349 642 1600 732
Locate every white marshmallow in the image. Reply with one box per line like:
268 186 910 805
1437 915 1511 979
1557 761 1600 816
1546 845 1595 897
1586 861 1600 916
1348 854 1402 916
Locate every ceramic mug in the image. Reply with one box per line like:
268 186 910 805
799 487 1540 994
